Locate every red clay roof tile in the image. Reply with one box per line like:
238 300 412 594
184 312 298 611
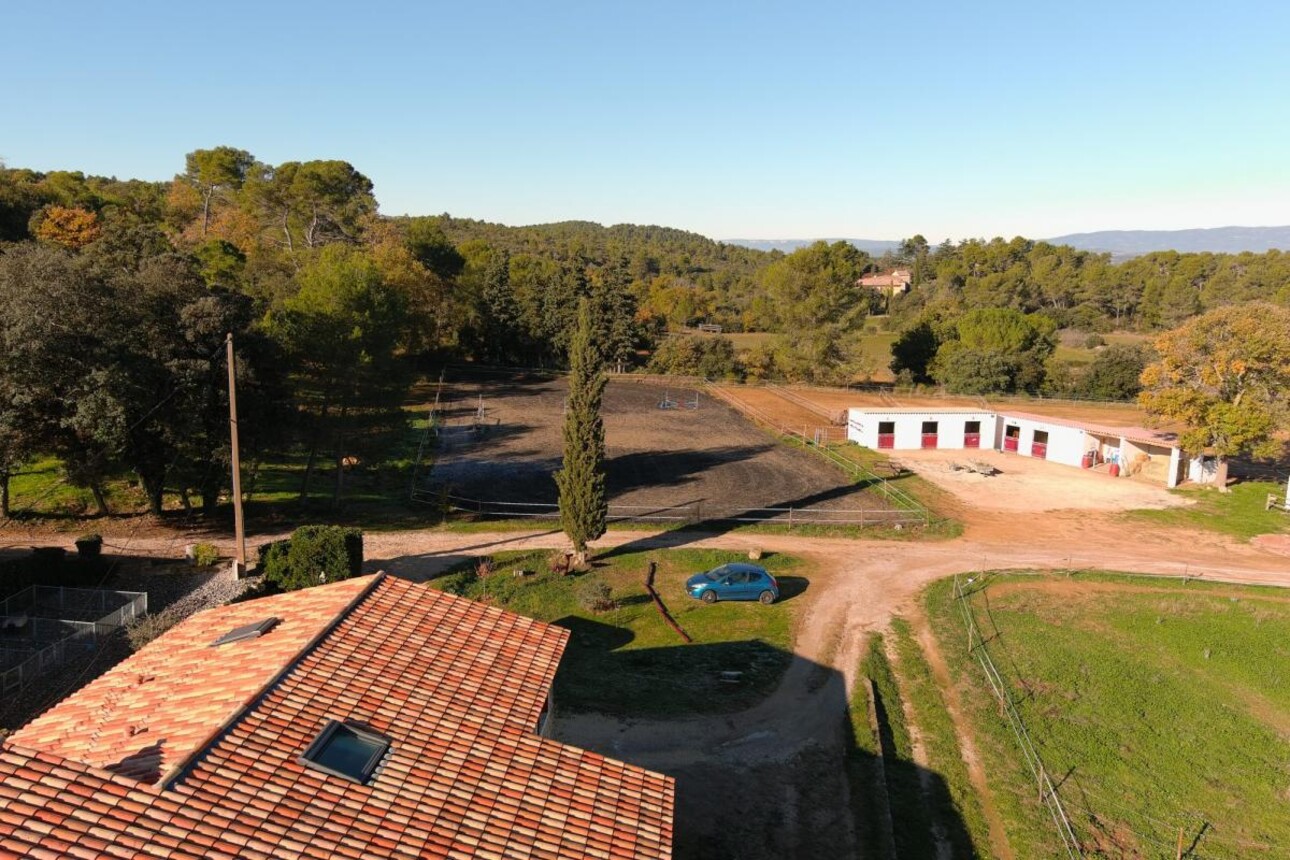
0 575 673 859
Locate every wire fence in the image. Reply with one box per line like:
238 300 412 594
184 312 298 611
705 385 930 523
953 572 1083 858
424 494 926 527
0 586 147 694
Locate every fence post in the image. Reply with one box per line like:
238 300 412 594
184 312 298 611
788 508 794 527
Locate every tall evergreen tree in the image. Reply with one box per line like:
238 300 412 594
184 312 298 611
555 298 607 559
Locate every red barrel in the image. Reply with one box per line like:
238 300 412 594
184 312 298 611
1108 463 1120 477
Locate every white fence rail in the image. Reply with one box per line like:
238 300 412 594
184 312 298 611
0 586 147 694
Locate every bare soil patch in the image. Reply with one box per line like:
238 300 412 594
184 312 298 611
428 375 896 518
887 449 1188 513
708 385 838 432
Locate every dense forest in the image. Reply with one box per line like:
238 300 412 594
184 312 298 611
1 149 1288 514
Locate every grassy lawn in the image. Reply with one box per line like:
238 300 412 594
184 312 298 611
427 547 807 716
1126 480 1289 540
925 571 1290 858
5 405 437 531
7 457 148 519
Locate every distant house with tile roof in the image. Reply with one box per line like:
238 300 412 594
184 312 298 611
0 573 675 859
857 268 913 295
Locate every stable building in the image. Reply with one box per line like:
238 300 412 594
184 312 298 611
847 407 1215 489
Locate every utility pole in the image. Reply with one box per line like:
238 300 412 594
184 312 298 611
226 333 246 577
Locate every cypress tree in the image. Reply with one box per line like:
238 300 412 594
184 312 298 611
555 297 607 559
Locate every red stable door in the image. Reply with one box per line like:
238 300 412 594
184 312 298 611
964 420 981 449
1031 430 1049 459
877 421 895 450
921 421 939 449
1003 425 1020 452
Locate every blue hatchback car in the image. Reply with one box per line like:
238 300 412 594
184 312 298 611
686 563 780 605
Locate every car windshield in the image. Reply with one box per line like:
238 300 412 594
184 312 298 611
704 567 727 581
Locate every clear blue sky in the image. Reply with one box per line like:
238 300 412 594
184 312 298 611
5 1 1287 241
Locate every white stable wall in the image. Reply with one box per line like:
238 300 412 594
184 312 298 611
847 410 998 451
995 415 1087 467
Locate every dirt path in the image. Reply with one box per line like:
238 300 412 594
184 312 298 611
907 602 1017 860
882 637 953 860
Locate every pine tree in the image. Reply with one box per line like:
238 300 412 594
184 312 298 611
555 298 607 559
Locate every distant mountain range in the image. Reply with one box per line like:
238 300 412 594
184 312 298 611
723 238 901 255
1045 226 1290 256
725 226 1290 259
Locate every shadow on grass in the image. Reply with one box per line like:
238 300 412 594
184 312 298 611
550 615 977 860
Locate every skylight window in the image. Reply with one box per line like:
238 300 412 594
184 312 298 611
299 720 390 784
210 617 279 647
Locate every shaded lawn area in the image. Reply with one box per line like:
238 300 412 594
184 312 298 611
925 571 1290 858
1126 480 1289 540
7 457 148 518
428 548 808 716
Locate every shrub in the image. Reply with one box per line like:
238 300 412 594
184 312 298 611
576 577 616 613
258 539 291 582
75 534 103 559
1084 333 1106 349
261 526 364 592
125 609 181 651
190 543 220 567
646 335 742 380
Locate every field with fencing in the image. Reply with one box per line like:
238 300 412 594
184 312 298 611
925 571 1290 859
419 373 924 528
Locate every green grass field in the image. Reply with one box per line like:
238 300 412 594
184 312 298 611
427 547 806 716
925 571 1290 858
1127 480 1290 540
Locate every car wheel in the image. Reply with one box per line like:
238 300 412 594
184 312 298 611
701 590 718 604
758 590 776 605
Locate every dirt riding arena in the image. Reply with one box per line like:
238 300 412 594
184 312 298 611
426 374 901 521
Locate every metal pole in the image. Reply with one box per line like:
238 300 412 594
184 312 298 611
226 333 247 577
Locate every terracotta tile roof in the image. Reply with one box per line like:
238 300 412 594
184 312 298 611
0 574 674 859
8 576 372 784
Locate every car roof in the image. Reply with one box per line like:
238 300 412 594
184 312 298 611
717 563 766 574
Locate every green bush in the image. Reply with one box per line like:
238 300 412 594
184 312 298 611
260 526 364 592
190 543 220 567
1083 333 1106 349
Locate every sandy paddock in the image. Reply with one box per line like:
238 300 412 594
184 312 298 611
889 448 1190 513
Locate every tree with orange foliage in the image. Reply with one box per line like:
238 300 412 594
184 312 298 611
1139 302 1290 484
33 205 101 249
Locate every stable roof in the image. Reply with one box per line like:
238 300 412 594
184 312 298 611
0 574 674 859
